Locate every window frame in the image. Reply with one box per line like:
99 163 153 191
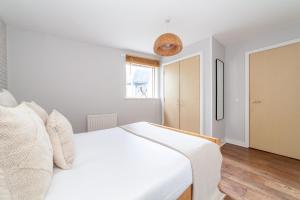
125 62 159 100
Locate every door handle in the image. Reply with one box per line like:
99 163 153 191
252 100 262 104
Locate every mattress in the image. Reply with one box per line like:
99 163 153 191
46 127 193 200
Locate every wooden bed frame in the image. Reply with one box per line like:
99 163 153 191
150 123 221 200
151 123 221 145
178 185 193 200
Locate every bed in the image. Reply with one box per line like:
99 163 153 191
46 122 223 200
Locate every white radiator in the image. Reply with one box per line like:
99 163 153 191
87 113 117 132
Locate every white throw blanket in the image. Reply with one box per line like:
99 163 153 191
121 122 224 200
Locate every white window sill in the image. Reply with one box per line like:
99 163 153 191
124 97 160 100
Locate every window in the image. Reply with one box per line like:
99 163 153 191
126 55 159 98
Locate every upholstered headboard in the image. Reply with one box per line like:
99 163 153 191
0 19 7 89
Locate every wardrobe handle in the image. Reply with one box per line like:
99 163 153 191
252 100 262 104
176 100 184 106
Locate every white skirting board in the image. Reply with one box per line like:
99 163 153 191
224 138 249 148
87 113 117 132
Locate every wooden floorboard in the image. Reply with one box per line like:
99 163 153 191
219 144 300 200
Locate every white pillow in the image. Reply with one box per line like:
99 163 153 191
0 103 53 200
0 89 18 107
25 101 48 124
46 110 74 169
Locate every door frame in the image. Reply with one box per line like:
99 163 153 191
161 52 204 134
244 38 300 148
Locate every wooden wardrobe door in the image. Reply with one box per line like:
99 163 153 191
164 62 180 128
250 42 300 160
179 55 200 132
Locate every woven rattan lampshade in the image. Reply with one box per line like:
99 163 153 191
153 33 183 56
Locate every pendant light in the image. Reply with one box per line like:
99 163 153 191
153 19 183 57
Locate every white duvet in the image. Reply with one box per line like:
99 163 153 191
46 127 193 200
122 122 224 200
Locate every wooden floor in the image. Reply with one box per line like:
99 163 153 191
219 144 300 200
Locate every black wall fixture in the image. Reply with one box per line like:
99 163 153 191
216 59 224 121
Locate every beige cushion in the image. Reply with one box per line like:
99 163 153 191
0 103 53 200
0 89 18 107
46 110 74 169
25 101 48 124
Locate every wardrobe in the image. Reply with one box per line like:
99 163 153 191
163 55 200 133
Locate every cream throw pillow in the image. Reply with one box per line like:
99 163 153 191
47 110 74 169
0 89 18 107
25 101 48 124
0 103 53 200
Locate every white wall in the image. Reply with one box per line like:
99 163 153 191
7 26 162 133
161 38 213 136
0 19 7 89
225 26 300 146
9 23 299 142
211 37 225 140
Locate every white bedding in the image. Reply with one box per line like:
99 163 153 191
46 127 193 200
122 122 223 200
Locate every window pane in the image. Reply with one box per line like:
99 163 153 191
126 64 157 98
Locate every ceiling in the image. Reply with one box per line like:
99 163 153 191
0 0 300 54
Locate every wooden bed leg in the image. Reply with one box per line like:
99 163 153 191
178 185 192 200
